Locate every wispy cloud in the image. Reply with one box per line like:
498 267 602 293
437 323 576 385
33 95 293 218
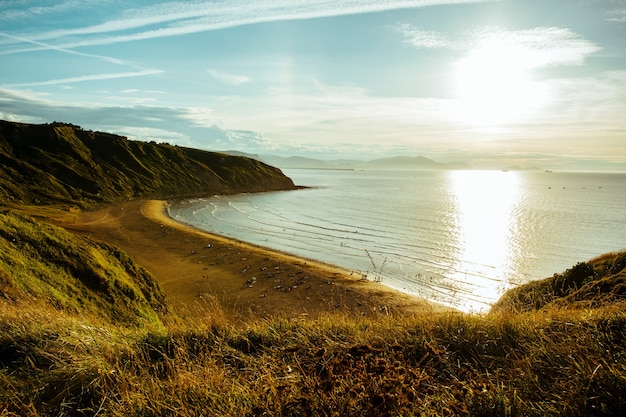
223 130 276 150
0 0 93 22
606 8 626 22
397 24 601 67
471 27 601 67
4 69 165 88
207 69 250 86
119 88 165 95
0 86 227 147
0 31 127 65
1 0 495 52
2 66 625 163
395 24 457 49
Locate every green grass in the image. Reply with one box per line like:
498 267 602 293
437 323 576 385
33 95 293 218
0 211 167 325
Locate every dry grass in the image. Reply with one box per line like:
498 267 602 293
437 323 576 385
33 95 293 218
1 209 625 415
2 298 625 416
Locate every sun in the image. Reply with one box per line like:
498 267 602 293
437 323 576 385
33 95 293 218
453 38 546 126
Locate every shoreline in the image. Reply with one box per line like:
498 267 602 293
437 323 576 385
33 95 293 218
56 199 444 320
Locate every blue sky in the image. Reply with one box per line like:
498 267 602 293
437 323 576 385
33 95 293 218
1 0 625 170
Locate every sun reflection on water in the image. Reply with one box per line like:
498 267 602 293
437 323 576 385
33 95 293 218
447 170 522 312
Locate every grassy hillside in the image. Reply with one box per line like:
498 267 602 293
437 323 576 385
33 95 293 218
0 210 170 414
0 210 167 325
492 251 626 313
0 120 295 208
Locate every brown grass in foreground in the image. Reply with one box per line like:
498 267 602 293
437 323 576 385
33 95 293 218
1 209 625 416
2 298 625 416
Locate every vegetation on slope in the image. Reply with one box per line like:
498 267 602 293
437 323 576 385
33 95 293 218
2 290 625 416
492 252 626 313
0 120 296 208
1 240 625 415
0 210 167 325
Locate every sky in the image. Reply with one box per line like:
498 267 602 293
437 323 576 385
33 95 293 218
1 0 626 171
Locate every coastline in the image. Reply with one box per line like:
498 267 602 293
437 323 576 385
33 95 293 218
58 199 444 320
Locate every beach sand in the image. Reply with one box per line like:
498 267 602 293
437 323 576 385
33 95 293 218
56 199 442 320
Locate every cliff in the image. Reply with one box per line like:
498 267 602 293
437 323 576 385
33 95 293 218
0 120 296 208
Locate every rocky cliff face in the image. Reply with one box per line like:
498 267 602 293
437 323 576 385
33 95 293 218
0 120 296 207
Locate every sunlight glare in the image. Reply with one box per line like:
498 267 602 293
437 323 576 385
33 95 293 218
453 38 547 126
448 170 522 312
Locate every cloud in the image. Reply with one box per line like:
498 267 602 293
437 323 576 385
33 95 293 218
207 69 250 86
0 0 93 22
538 70 626 123
2 65 624 164
395 24 456 49
0 31 127 65
106 125 192 144
4 69 165 87
606 8 626 22
216 80 463 148
1 0 494 52
105 96 158 105
119 88 165 94
223 130 276 150
397 24 601 67
471 27 601 68
0 86 286 154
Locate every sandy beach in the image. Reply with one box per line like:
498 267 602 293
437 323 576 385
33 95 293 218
55 199 440 320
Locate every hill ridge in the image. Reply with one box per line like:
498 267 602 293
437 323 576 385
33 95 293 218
0 120 296 208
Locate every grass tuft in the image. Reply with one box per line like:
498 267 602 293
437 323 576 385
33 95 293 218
2 298 626 415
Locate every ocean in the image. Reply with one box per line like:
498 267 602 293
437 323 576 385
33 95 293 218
168 169 626 312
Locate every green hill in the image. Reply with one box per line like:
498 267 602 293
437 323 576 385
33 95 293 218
0 210 167 325
492 251 626 313
0 120 296 208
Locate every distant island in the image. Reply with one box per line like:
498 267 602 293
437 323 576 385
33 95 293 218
224 151 471 170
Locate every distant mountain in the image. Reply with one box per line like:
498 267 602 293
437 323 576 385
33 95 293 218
224 151 471 170
357 156 470 170
501 165 543 172
262 155 341 169
0 121 296 208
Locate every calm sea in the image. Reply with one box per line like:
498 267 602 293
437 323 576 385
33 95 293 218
169 169 626 312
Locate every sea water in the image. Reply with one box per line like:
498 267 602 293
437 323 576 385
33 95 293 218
168 169 626 312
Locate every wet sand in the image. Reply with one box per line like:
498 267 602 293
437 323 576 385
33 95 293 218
57 199 443 320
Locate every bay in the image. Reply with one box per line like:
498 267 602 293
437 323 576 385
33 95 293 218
168 169 626 312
